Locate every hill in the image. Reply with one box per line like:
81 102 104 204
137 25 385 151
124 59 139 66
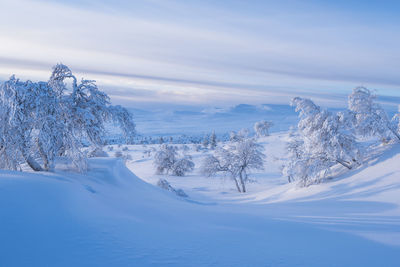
1 137 399 266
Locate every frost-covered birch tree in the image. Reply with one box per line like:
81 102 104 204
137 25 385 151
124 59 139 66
348 87 399 141
283 97 361 186
0 64 136 172
201 137 265 193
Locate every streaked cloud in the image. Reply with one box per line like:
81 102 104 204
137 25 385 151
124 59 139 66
0 0 399 108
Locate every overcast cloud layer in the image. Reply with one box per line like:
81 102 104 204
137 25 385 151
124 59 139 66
0 0 399 108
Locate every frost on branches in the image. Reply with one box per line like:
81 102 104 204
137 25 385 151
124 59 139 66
348 87 400 142
154 144 195 176
0 64 136 172
201 137 265 193
283 97 361 186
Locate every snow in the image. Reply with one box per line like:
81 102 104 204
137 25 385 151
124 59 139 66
1 133 399 266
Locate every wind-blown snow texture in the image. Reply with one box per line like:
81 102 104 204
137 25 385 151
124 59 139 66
1 134 400 266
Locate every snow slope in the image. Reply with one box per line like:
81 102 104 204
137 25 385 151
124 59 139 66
1 139 400 266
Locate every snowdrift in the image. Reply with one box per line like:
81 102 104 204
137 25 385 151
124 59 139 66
1 156 399 266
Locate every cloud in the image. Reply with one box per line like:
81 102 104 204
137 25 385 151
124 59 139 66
0 0 399 108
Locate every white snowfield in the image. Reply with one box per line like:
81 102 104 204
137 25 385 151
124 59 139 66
1 134 400 266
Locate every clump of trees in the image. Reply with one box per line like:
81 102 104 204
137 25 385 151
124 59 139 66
0 64 136 172
283 87 400 186
154 144 195 176
200 131 217 150
201 136 265 193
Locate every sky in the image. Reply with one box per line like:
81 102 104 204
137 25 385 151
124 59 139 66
0 0 399 109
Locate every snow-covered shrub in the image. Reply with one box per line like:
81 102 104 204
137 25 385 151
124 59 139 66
114 151 131 162
283 97 362 186
154 144 195 176
0 64 136 172
201 137 265 193
124 154 132 161
87 147 108 158
254 120 273 137
172 155 195 176
229 129 249 142
348 87 399 141
157 179 188 197
114 151 123 158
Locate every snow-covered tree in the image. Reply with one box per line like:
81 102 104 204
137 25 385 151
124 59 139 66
0 64 136 172
109 105 136 144
209 131 217 150
281 129 304 183
172 155 195 176
154 144 177 174
393 105 400 137
348 87 399 141
284 97 362 186
202 134 209 148
154 144 194 176
201 137 265 193
254 120 273 137
229 128 249 142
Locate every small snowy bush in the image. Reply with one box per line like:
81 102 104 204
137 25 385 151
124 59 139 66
114 151 123 158
172 156 195 176
157 179 188 197
87 147 108 158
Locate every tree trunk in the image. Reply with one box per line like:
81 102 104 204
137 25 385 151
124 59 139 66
336 159 352 170
37 139 50 171
24 155 44 171
21 142 44 171
239 171 246 193
233 177 241 192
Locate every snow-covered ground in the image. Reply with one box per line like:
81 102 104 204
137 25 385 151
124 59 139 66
1 133 399 266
